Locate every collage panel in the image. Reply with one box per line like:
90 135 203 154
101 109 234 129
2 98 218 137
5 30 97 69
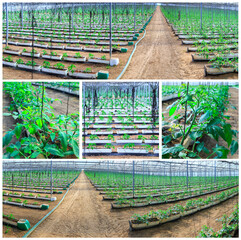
1 0 240 239
2 82 80 159
162 81 239 159
2 160 239 238
82 82 159 159
2 2 238 80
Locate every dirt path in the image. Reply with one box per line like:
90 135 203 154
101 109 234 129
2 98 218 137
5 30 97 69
29 172 238 238
29 171 124 238
122 6 237 80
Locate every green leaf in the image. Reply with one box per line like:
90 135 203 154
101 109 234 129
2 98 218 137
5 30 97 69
230 140 238 156
196 142 204 152
163 135 172 144
14 125 22 139
3 131 14 147
169 104 178 116
223 124 232 147
50 133 55 142
30 151 41 159
174 131 182 139
63 151 74 156
162 144 184 155
59 131 68 152
70 139 79 158
36 119 43 128
190 131 202 141
44 146 64 157
10 151 19 158
188 152 197 158
213 145 229 159
178 152 187 158
199 110 211 123
28 125 38 134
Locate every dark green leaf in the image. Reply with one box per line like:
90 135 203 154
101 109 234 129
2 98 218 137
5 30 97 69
3 131 14 147
230 140 238 156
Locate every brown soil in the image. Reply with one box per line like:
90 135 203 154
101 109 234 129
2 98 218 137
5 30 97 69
122 6 238 80
43 87 79 116
162 87 239 159
3 189 67 238
25 172 238 238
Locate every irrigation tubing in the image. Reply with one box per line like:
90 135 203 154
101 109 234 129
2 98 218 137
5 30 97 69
22 181 76 238
116 29 146 80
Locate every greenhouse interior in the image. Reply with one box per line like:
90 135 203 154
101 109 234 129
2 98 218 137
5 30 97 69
2 160 239 238
2 2 238 80
82 82 159 159
2 82 79 159
162 81 239 159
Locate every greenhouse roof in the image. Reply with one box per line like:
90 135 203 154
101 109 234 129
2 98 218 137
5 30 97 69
2 160 239 174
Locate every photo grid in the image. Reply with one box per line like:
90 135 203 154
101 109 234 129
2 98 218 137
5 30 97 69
1 1 240 239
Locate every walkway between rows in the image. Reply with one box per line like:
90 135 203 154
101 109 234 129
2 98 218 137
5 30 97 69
30 171 238 237
122 6 202 79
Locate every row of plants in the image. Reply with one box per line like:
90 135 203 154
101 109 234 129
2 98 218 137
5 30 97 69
86 171 238 189
3 170 79 188
3 3 155 31
129 187 238 230
112 183 238 207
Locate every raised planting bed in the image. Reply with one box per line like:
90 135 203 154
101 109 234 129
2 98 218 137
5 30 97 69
85 140 112 144
33 43 48 48
117 148 149 154
83 149 112 153
88 57 119 66
3 60 17 67
41 66 68 76
68 70 97 79
3 49 21 55
17 63 41 71
42 54 62 60
90 130 113 135
192 53 238 61
62 56 86 62
83 46 102 52
116 140 142 144
21 52 41 58
204 64 237 75
129 190 238 230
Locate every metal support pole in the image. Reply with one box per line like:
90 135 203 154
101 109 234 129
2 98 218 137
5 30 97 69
107 160 109 183
142 161 144 185
200 3 203 30
72 3 74 29
134 3 136 34
50 160 53 198
109 3 112 59
214 160 216 184
132 160 135 198
186 160 189 188
6 3 9 46
21 3 23 29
